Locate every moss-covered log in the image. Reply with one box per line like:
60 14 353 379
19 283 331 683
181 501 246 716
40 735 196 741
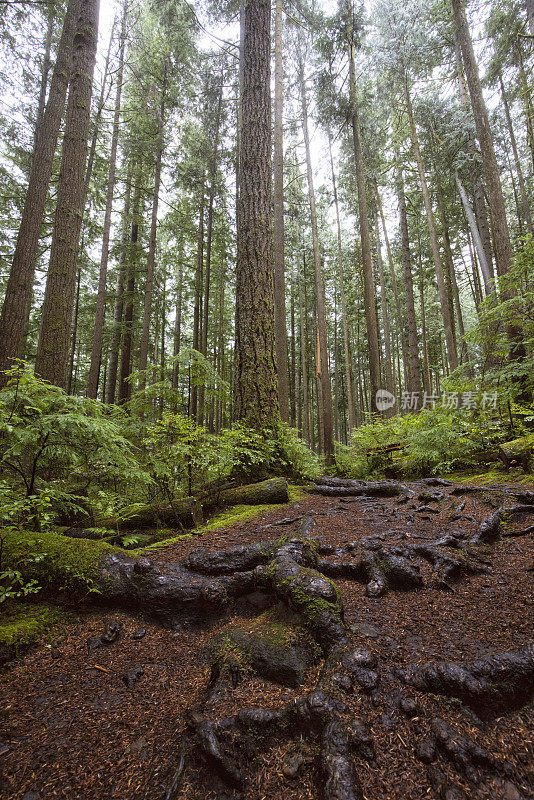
311 478 408 498
98 497 203 531
202 476 290 510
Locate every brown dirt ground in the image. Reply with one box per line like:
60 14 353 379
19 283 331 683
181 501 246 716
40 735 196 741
0 480 533 800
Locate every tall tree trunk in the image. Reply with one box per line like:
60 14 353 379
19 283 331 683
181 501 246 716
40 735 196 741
299 247 310 444
290 275 296 426
404 77 458 372
375 183 408 386
172 258 183 392
33 12 54 158
453 32 495 286
374 215 394 412
138 65 168 392
87 1 128 398
67 264 81 394
455 173 494 294
396 171 421 402
191 191 205 420
348 42 381 412
329 133 356 433
117 181 142 405
199 74 224 426
35 0 100 389
452 0 515 283
499 73 533 237
435 180 468 364
233 0 279 427
273 0 289 422
0 0 80 383
527 0 534 33
298 41 334 462
83 17 114 201
105 164 133 404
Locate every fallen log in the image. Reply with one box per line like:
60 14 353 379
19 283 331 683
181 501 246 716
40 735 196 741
98 497 203 531
311 479 407 498
201 477 290 511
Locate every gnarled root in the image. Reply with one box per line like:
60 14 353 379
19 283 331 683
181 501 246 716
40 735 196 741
174 691 371 799
395 643 534 714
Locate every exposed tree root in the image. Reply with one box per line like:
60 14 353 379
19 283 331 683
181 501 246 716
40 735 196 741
395 643 534 713
168 691 372 800
57 477 531 799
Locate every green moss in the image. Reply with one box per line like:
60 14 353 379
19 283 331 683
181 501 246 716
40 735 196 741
0 601 70 651
275 569 343 623
132 531 194 553
1 527 120 596
445 469 534 486
209 633 252 670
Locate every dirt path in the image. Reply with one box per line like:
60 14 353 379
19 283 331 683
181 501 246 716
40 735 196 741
0 479 533 800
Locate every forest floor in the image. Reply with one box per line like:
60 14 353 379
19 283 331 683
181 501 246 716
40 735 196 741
0 474 533 800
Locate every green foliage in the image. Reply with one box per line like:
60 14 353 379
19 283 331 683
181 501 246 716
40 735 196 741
0 364 149 502
337 403 503 478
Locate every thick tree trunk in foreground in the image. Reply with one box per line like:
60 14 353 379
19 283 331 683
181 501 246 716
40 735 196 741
35 0 100 389
233 0 279 428
87 2 128 398
0 0 80 384
298 42 334 463
273 0 289 423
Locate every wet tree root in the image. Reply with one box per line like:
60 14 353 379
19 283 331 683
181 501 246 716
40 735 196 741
396 643 534 713
167 691 373 800
65 478 532 799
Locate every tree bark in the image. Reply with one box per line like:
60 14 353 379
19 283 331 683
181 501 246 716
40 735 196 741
233 0 279 428
273 0 289 423
87 1 128 399
0 0 80 384
35 0 100 389
298 41 334 463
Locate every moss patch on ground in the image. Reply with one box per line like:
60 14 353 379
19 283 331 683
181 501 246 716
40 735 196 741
1 527 120 596
0 601 70 659
445 469 534 487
